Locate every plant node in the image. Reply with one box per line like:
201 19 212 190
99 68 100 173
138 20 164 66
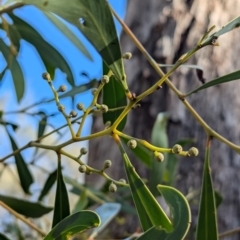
91 88 98 95
58 105 65 112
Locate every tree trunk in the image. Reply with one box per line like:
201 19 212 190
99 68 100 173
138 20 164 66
88 0 240 239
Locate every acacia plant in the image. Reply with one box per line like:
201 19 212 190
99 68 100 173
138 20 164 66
1 0 240 239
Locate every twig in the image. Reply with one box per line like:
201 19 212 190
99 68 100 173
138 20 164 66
0 201 46 237
0 2 24 14
111 7 240 154
219 227 240 238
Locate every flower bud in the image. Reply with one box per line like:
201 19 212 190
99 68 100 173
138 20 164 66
154 151 164 162
103 160 112 169
127 139 137 149
172 144 183 154
188 147 199 157
69 110 78 118
80 147 88 155
58 105 65 112
42 72 51 81
109 182 117 193
119 179 126 184
104 121 111 129
78 164 87 173
100 104 108 113
77 103 85 111
91 88 98 95
58 85 67 92
101 75 110 84
123 52 132 60
85 170 92 175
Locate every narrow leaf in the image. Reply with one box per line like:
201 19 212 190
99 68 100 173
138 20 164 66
0 66 8 81
52 159 70 228
121 145 172 232
214 190 223 208
163 154 178 186
196 141 218 240
38 168 58 201
136 185 191 240
8 13 75 86
15 0 128 89
102 62 127 131
149 112 168 196
3 18 21 52
0 39 24 102
6 129 33 194
0 233 11 240
44 12 92 60
202 16 240 46
90 203 121 238
121 137 152 168
0 194 53 218
44 210 100 240
0 120 18 131
72 190 88 213
186 70 240 96
37 111 47 139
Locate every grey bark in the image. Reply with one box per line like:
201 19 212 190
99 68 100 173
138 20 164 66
88 0 240 239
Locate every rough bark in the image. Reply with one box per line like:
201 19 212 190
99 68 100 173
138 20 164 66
88 0 240 239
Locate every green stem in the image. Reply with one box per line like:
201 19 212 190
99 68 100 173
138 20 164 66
0 144 29 162
219 227 240 238
76 82 105 137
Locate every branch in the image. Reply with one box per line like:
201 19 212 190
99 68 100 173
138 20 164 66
0 201 46 237
111 7 240 155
